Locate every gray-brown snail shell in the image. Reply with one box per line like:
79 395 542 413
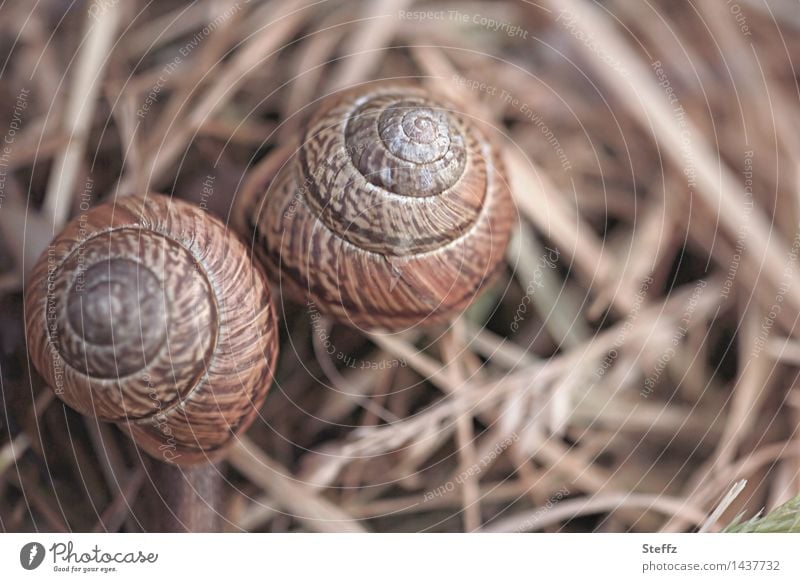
25 194 278 465
236 82 515 330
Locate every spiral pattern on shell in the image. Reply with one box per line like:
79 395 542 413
25 194 278 465
237 83 515 330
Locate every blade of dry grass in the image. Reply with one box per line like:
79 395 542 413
545 0 800 320
42 0 121 228
228 437 367 532
482 491 708 532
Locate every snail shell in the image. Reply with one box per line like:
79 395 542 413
25 194 278 465
236 82 515 330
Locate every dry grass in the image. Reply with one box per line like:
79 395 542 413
1 0 799 532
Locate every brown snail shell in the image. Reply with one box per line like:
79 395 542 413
236 82 515 331
25 194 278 465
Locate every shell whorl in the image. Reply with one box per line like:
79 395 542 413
299 87 486 256
239 83 515 330
25 194 278 464
46 228 217 417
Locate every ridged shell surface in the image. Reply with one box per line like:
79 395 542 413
239 83 515 330
25 194 278 464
